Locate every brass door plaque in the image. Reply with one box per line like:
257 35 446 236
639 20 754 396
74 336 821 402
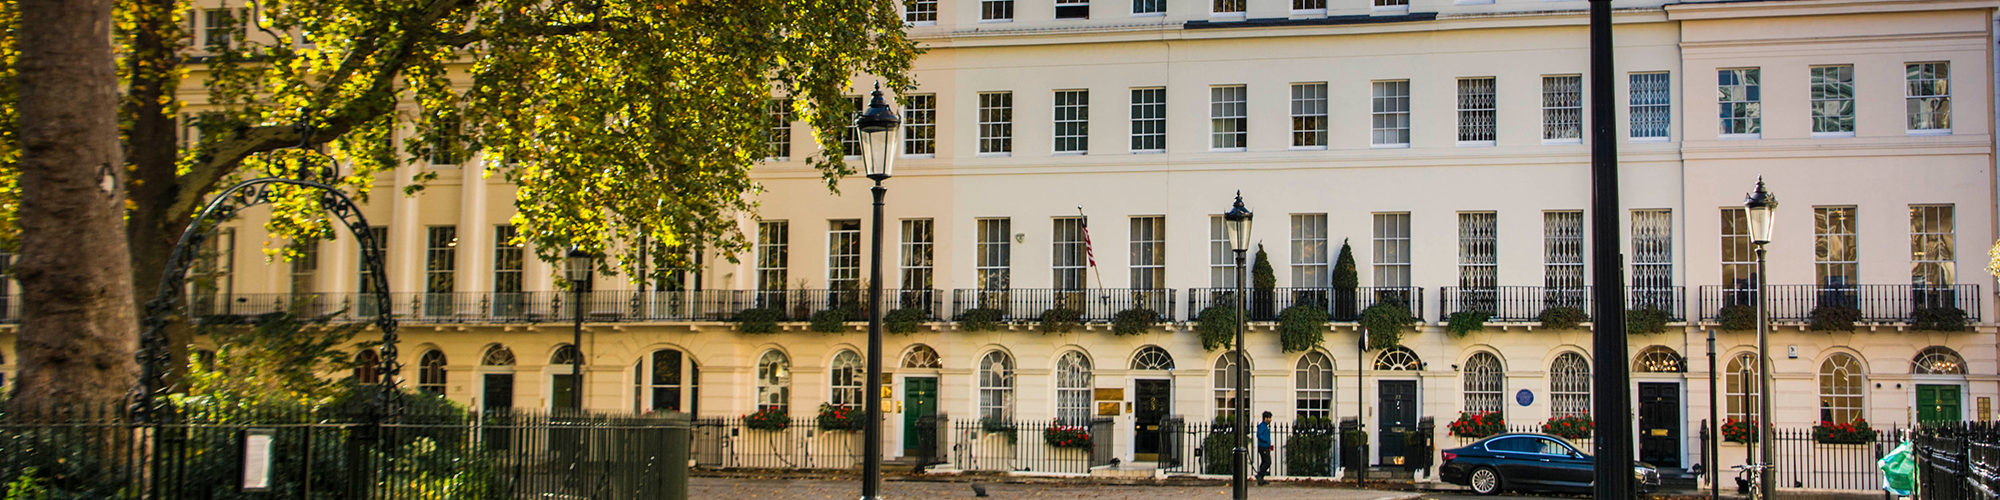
1095 388 1124 401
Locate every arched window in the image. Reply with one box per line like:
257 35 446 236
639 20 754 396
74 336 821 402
1055 351 1094 424
901 344 942 369
1373 347 1421 371
354 350 380 384
1914 346 1966 375
1634 346 1685 373
1131 346 1175 371
1725 352 1760 422
481 345 517 366
418 350 447 395
756 350 791 412
1295 351 1334 420
1213 351 1253 418
550 344 581 365
1819 353 1864 424
1463 352 1503 413
1549 352 1590 418
632 349 698 414
830 350 864 409
978 351 1015 421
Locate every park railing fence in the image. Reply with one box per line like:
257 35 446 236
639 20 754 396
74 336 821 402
942 418 1117 474
1914 421 2000 500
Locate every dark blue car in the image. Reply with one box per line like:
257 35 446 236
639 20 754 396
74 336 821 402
1438 433 1661 495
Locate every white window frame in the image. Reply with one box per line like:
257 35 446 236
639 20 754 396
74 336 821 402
1210 85 1247 151
1720 209 1754 299
767 98 793 161
1906 62 1951 134
1130 88 1167 153
1814 207 1858 289
1463 352 1504 414
1212 0 1245 17
1373 0 1409 12
1545 211 1585 302
1458 212 1498 295
1631 209 1673 310
900 219 935 291
1055 351 1094 424
1910 204 1956 288
1292 0 1325 15
1295 352 1335 420
830 350 864 409
1210 216 1236 288
757 221 789 291
1810 65 1855 138
1457 77 1496 146
1725 352 1760 423
1818 353 1864 424
1290 83 1328 149
1549 352 1591 418
906 0 939 24
1130 216 1165 290
903 94 936 158
827 220 862 291
1214 352 1252 417
1718 68 1762 139
1373 213 1411 288
978 92 1013 156
1371 80 1411 148
976 218 1011 290
1056 0 1090 19
1628 72 1671 141
979 351 1015 421
1132 0 1166 16
840 96 863 159
982 0 1015 21
1053 89 1090 154
755 350 790 413
1052 217 1086 291
1291 214 1329 288
1542 75 1583 144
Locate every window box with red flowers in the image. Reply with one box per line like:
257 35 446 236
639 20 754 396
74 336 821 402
1042 421 1092 449
745 407 791 432
1541 414 1593 440
1450 411 1505 438
817 403 863 432
1722 418 1758 444
1812 418 1877 445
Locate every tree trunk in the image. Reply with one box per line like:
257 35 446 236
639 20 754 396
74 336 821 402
14 0 139 407
124 0 193 392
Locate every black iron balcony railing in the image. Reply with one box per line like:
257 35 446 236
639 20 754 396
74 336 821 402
1438 286 1685 323
1697 284 1982 323
949 288 1177 323
1183 286 1423 322
174 289 945 325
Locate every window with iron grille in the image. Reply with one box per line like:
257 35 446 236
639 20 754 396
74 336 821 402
1131 88 1166 152
1819 353 1864 424
828 220 862 292
1054 90 1089 153
1910 205 1955 288
1292 214 1328 288
203 9 236 49
1214 352 1251 417
1631 209 1673 309
1457 77 1496 143
757 221 789 290
1056 0 1089 19
903 94 935 156
1373 213 1411 287
1545 211 1584 308
901 219 934 290
290 240 318 296
1542 75 1582 142
1907 62 1950 131
906 0 938 23
1720 209 1755 305
767 99 792 160
831 350 864 408
983 0 1014 20
979 92 1013 154
1053 217 1086 291
1724 352 1759 422
1211 86 1247 150
977 218 1011 290
1459 213 1497 310
756 350 791 412
1629 72 1670 139
1291 83 1328 148
1295 352 1334 420
1463 352 1503 413
1211 216 1236 288
1550 353 1590 418
1718 68 1761 136
494 225 523 294
980 351 1015 421
840 96 863 157
1133 0 1165 14
1214 0 1243 14
1372 80 1411 146
1811 65 1855 135
1056 351 1094 424
1131 216 1165 290
419 350 447 395
1815 207 1858 290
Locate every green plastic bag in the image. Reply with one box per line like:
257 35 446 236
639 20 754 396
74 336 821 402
1879 440 1915 497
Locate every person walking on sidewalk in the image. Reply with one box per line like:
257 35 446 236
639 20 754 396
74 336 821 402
1257 411 1274 485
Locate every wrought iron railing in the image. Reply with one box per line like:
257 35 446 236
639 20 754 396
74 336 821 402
173 289 944 325
1696 284 1981 323
1185 287 1423 322
948 288 1177 323
1437 286 1686 322
944 418 1117 474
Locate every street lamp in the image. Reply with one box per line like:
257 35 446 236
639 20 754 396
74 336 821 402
1743 178 1778 500
566 246 593 411
855 82 902 500
1222 192 1253 500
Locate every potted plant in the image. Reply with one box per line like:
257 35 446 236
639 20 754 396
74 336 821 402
1718 304 1757 331
1332 240 1360 321
884 307 927 334
1112 308 1159 336
816 403 863 432
1722 418 1758 444
960 308 1006 332
1445 311 1489 337
1251 244 1276 321
1042 420 1092 448
1038 307 1082 333
808 307 852 333
1808 304 1863 332
1196 304 1238 352
1278 304 1328 353
1913 307 1968 331
1626 307 1671 335
1449 411 1505 439
1538 306 1587 331
745 407 790 432
1812 418 1877 444
1541 414 1593 440
734 307 785 334
1360 303 1417 350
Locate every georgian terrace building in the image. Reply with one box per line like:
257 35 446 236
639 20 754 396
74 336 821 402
1 0 1993 476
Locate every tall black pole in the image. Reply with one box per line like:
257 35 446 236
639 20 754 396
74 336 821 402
1587 0 1634 498
1707 328 1719 500
1232 250 1249 500
572 282 585 411
862 182 887 500
1755 246 1775 500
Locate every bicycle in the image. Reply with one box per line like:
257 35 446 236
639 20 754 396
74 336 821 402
1732 463 1771 500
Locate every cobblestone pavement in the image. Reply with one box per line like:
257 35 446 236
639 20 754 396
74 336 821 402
690 477 1422 499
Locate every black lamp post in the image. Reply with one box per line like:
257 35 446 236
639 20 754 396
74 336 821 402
566 246 593 411
1744 178 1778 500
855 82 902 500
1222 192 1253 500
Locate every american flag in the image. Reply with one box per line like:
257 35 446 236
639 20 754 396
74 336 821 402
1079 213 1096 268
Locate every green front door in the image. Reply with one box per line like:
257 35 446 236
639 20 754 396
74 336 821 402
904 377 938 455
1917 385 1962 423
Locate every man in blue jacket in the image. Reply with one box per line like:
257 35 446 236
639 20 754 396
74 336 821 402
1257 411 1273 485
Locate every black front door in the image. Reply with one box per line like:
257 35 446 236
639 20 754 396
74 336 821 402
482 373 515 450
1638 382 1681 467
1378 380 1417 465
1133 379 1171 461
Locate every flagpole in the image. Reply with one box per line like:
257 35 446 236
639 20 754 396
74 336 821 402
1079 206 1106 293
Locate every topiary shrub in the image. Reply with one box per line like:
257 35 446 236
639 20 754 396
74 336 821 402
1251 244 1277 321
1445 311 1489 338
735 307 785 334
1039 308 1082 334
1539 306 1588 331
1286 433 1337 477
1203 430 1240 475
1626 307 1671 335
885 307 928 334
960 308 1005 332
809 308 853 333
1913 307 1968 332
1809 304 1863 332
1332 239 1360 321
1112 308 1159 336
1718 304 1756 331
1197 304 1239 352
1279 305 1329 353
1360 303 1417 350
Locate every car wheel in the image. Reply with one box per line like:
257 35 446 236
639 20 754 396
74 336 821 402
1469 467 1502 495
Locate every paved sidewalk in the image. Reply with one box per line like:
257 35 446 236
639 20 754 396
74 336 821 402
690 476 1422 499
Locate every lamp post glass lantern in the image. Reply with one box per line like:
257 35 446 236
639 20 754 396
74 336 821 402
565 247 592 412
1743 178 1777 500
856 83 903 181
1223 192 1252 500
855 82 902 500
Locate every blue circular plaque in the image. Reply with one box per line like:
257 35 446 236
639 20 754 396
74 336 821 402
1516 389 1534 407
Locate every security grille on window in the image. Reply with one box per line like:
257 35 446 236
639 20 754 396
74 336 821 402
1214 0 1244 14
203 9 235 49
1463 352 1503 413
290 240 318 296
1549 353 1590 418
1542 75 1582 142
1910 205 1955 289
1457 77 1496 143
1718 68 1762 136
1374 213 1411 288
1054 90 1089 153
1907 62 1950 131
1291 83 1328 148
1131 88 1166 152
979 92 1013 154
1295 351 1334 420
983 0 1014 21
903 94 935 156
1210 216 1236 288
767 99 792 160
756 350 791 412
1818 353 1864 424
1056 352 1094 424
1214 352 1251 417
1459 212 1498 311
1056 0 1089 19
979 351 1015 421
1130 216 1165 290
1372 81 1411 146
1133 0 1165 14
906 0 938 23
1720 209 1755 306
840 96 863 157
1053 218 1087 291
1811 65 1855 135
830 350 864 408
1815 207 1858 294
1629 72 1670 139
1631 209 1673 309
757 221 789 291
977 218 1011 290
1292 214 1328 288
1724 352 1759 422
1211 86 1247 150
901 219 935 290
828 220 862 292
419 350 447 395
1544 211 1584 309
425 226 457 317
